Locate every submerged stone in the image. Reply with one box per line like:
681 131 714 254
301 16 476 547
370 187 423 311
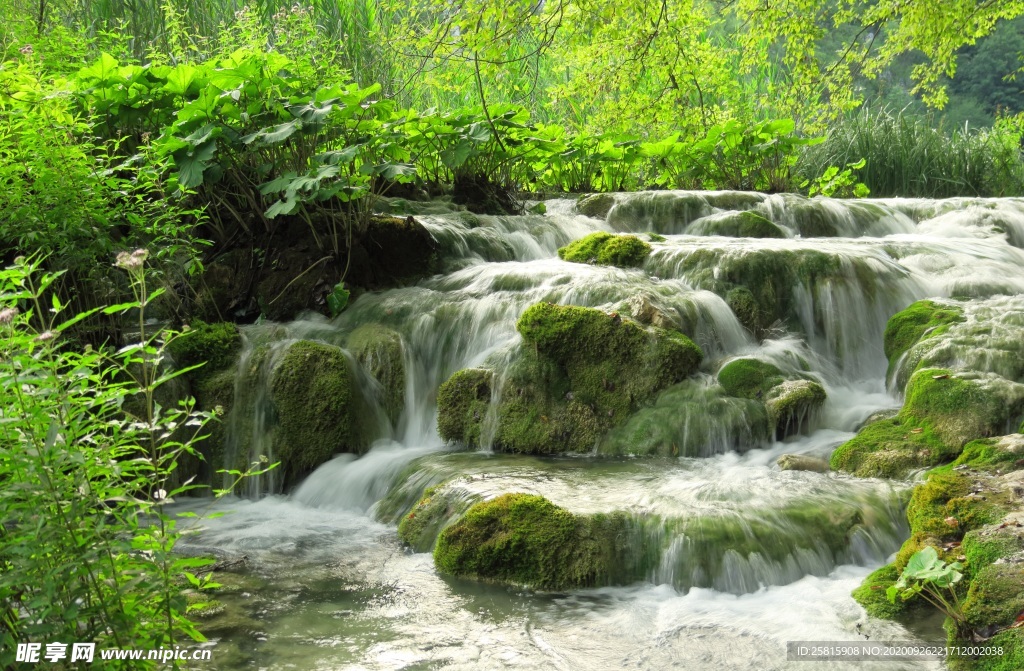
576 193 616 219
777 454 830 472
688 210 787 238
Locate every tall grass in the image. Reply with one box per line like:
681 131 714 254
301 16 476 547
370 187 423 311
799 107 1024 198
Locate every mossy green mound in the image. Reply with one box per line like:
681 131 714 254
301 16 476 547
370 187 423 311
717 358 784 399
347 323 405 426
269 341 368 485
883 300 964 366
765 379 826 438
962 520 1024 580
438 304 703 454
436 369 493 445
690 211 786 238
829 416 955 478
953 435 1024 473
558 232 652 268
433 493 630 590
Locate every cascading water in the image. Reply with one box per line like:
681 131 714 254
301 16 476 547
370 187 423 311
176 192 1024 670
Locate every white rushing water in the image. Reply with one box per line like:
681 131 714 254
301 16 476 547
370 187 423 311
176 192 1024 670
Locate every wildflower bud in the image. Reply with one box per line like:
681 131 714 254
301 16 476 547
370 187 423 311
35 330 56 342
0 307 18 325
19 45 33 56
154 489 167 501
214 405 224 416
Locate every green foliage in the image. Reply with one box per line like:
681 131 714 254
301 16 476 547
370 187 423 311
803 159 870 198
886 546 967 627
800 108 1024 198
327 282 351 317
852 564 923 620
0 255 271 668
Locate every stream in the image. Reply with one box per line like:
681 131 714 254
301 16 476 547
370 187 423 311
175 192 1024 670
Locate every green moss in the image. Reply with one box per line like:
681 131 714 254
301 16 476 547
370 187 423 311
962 526 1024 579
906 471 1001 539
269 341 367 484
557 232 651 268
347 324 405 427
963 563 1024 630
599 380 770 457
169 320 241 379
516 302 702 425
436 369 493 445
882 300 964 366
952 436 1024 473
829 416 954 478
852 564 926 620
397 485 472 553
903 369 1013 447
718 358 784 399
433 493 630 590
947 628 1024 671
648 233 666 242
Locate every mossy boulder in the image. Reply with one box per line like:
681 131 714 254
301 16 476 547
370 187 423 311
953 435 1024 473
558 232 652 268
433 493 630 590
438 303 703 454
436 369 493 445
269 341 368 486
765 380 826 439
717 358 784 399
832 370 1024 479
962 514 1024 580
346 324 405 427
516 302 702 423
883 300 964 368
689 211 786 238
576 193 616 219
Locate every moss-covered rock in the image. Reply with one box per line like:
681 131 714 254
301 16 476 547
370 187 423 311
347 324 405 427
689 211 787 238
852 564 925 620
777 454 830 472
438 303 703 454
436 369 493 445
883 300 964 369
576 193 616 219
598 380 770 457
269 341 368 486
765 379 826 439
717 358 784 399
397 485 473 553
832 370 1023 479
829 416 956 478
953 435 1024 473
516 302 702 423
433 493 631 590
948 628 1024 671
169 320 242 377
558 232 652 268
963 562 1024 632
962 515 1024 579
